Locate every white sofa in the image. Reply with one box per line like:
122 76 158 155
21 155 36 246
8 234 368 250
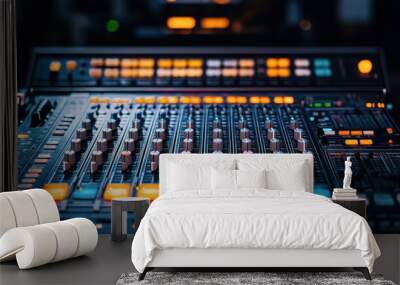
0 189 98 269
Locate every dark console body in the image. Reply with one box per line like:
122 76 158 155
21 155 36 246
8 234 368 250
17 47 400 233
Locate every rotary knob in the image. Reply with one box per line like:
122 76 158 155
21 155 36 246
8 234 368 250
184 128 194 139
241 138 252 153
76 128 87 141
240 128 250 140
103 128 113 141
129 128 139 141
265 118 273 129
270 138 280 153
71 138 82 152
132 118 141 129
213 138 223 153
97 138 108 152
82 119 92 130
156 128 166 140
183 138 193 152
152 138 163 152
124 138 135 152
267 128 276 140
150 150 160 172
297 138 307 153
213 128 223 139
289 117 297 130
294 128 303 141
107 119 117 131
121 150 132 171
213 118 221 129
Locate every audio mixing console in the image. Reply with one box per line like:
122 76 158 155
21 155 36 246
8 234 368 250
17 47 400 233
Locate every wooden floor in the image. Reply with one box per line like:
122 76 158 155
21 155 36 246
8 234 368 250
0 235 134 285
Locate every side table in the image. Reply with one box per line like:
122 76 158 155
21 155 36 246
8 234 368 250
332 198 367 219
111 197 150 242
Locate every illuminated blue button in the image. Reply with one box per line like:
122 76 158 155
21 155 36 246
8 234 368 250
73 183 98 199
314 58 331 67
315 68 332 77
314 185 331 197
373 193 394 206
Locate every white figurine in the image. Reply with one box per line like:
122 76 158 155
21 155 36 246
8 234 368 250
342 156 353 189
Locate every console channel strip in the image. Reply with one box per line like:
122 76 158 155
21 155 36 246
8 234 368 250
17 47 400 233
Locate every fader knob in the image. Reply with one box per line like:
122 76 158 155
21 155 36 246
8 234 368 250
90 161 98 174
64 150 76 164
129 128 139 141
71 138 82 152
184 128 194 139
240 128 250 140
121 151 132 169
82 119 92 130
124 138 135 152
183 138 193 152
107 119 117 131
152 138 163 151
156 128 166 140
241 138 252 153
213 138 223 153
103 128 113 141
92 150 103 165
294 128 303 141
267 128 276 140
76 128 87 141
159 118 167 129
97 138 108 152
297 138 307 153
150 150 160 172
270 138 280 153
132 118 141 129
213 128 223 139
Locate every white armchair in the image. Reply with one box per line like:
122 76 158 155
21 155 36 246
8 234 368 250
0 189 98 269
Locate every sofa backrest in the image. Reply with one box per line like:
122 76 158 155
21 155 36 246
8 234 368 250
159 153 314 195
0 189 60 238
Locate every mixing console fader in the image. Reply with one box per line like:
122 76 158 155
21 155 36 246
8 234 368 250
17 47 400 233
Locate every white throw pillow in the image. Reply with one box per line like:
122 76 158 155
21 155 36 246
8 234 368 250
236 169 267 189
266 161 307 191
167 162 209 191
211 168 237 190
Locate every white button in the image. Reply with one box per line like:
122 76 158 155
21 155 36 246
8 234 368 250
295 68 311 77
223 59 238 67
207 59 221 68
294 59 310 67
206 69 221 77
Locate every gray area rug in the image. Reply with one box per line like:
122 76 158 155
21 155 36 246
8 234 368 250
117 272 396 285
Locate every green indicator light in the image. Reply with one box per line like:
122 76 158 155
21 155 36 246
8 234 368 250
324 102 332 108
106 19 120 33
313 102 322 108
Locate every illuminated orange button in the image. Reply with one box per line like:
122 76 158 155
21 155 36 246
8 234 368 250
283 96 294 104
201 17 230 29
260 97 271 104
187 68 203 77
139 58 155 68
358 59 373 74
89 68 103 79
134 97 145 104
273 96 284 104
213 96 224 104
360 139 373 145
104 68 119 78
105 58 120 67
98 97 110 104
137 184 159 201
180 96 191 104
90 58 104 67
249 96 260 104
138 68 154 78
120 68 133 78
121 59 138 68
239 59 255 68
351 130 362 136
157 68 171 77
266 58 278 68
172 68 187 77
130 69 139 78
365 102 373 108
222 68 237 77
338 130 350 136
278 58 290 68
188 59 203 68
44 183 69 201
226 96 237 104
167 17 196 30
144 96 156 104
66 60 77 72
168 96 179 104
387 128 393 134
239 69 254 77
377 102 385 108
173 59 187 68
111 98 130 104
267 69 278 78
90 96 100 104
103 183 130 201
190 96 201 104
203 96 214 104
236 96 247 104
49 61 61 73
157 96 169 104
158 58 172 68
345 139 359 146
278 68 290 78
